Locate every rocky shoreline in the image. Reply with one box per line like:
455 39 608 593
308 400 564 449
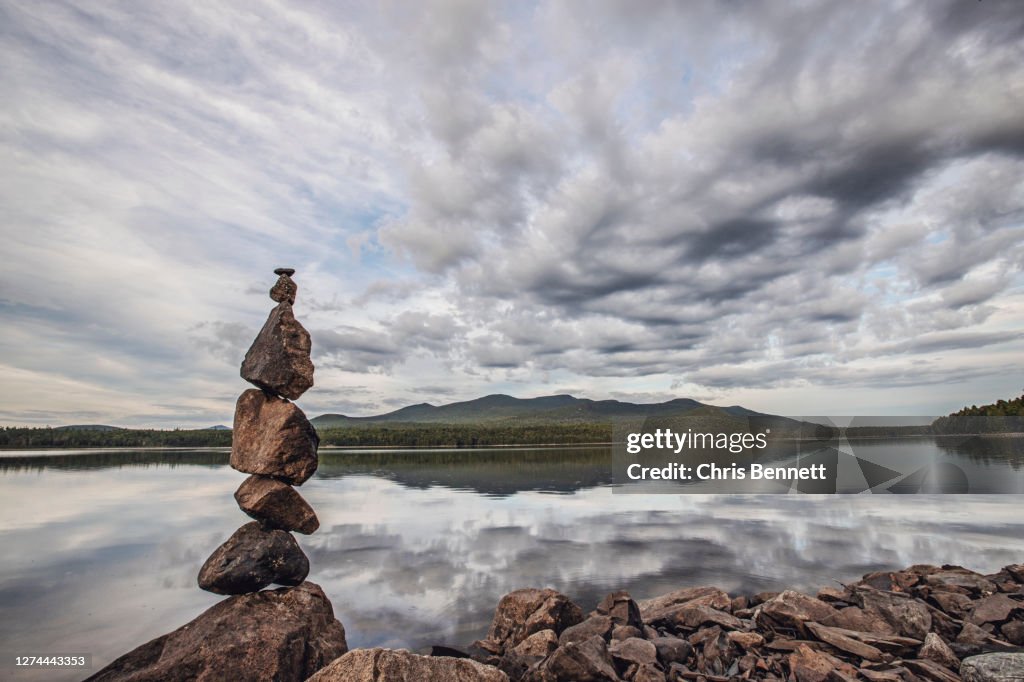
89 560 1024 681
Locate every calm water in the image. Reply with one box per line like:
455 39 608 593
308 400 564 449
1 440 1023 680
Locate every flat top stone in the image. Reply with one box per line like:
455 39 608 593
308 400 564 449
274 267 296 276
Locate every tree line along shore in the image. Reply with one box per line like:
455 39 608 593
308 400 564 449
1 393 1021 450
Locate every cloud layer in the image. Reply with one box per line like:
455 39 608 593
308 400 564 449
1 0 1022 425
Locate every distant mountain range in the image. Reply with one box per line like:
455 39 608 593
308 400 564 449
310 393 770 428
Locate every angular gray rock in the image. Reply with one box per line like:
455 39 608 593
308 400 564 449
241 302 314 400
198 521 309 595
86 582 346 682
307 648 509 681
235 474 319 534
961 653 1024 682
231 389 319 485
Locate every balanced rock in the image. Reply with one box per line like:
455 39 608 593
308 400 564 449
235 474 319 534
270 273 297 304
307 648 509 682
198 521 309 595
241 302 314 400
477 588 584 654
86 582 347 682
231 389 319 485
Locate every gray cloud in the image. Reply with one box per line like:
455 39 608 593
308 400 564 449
1 0 1023 425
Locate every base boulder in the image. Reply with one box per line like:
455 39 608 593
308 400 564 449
86 582 347 682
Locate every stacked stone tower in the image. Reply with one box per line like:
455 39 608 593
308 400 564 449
198 268 321 595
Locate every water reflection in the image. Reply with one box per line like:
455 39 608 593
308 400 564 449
0 443 1022 681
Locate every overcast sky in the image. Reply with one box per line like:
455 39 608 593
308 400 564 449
2 0 1023 427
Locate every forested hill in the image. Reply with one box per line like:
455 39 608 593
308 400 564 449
931 392 1024 434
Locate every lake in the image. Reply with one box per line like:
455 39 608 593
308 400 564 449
1 439 1023 680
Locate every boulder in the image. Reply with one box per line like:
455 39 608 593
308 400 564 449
234 474 319 534
961 653 1024 682
512 629 559 658
595 590 643 629
559 615 613 646
86 582 346 682
544 635 619 681
241 302 314 400
478 588 584 654
826 606 897 635
308 648 508 681
758 591 839 633
931 592 975 619
231 389 319 485
270 273 297 305
854 588 932 640
198 521 309 594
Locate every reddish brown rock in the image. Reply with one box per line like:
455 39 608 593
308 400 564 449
931 591 974 619
853 588 932 640
727 631 765 649
558 615 613 646
544 635 619 681
235 474 319 534
925 568 997 595
825 606 897 635
477 588 583 654
231 389 319 485
788 643 836 682
198 521 309 595
308 648 508 681
919 632 960 670
511 629 559 658
241 302 314 400
758 591 839 633
270 273 297 305
639 586 730 624
969 594 1021 625
608 637 658 668
595 590 643 629
1001 620 1024 646
86 582 346 682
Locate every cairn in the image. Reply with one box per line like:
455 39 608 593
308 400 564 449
198 267 321 595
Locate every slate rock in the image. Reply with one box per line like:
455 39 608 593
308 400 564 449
788 643 835 682
198 521 309 594
1001 621 1024 646
477 588 584 654
512 629 559 658
86 582 346 682
758 591 839 633
650 635 693 665
970 594 1021 625
596 590 643 629
961 652 1024 682
559 615 613 646
231 389 319 485
854 588 932 640
235 474 319 534
926 569 998 595
544 635 619 681
632 663 667 682
241 302 314 400
609 637 658 668
639 586 731 625
308 648 508 681
611 624 643 641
